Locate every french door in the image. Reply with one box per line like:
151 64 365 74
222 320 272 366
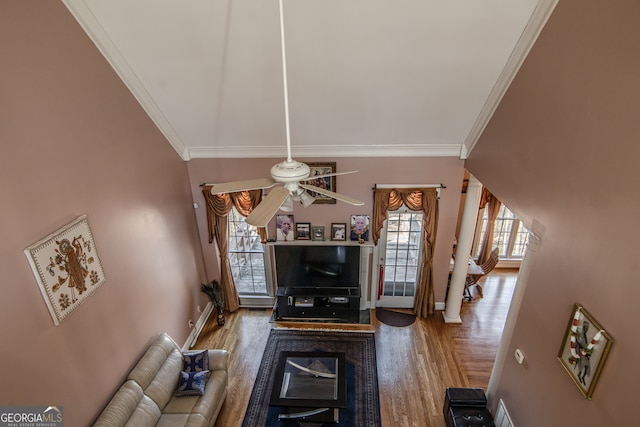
377 209 424 308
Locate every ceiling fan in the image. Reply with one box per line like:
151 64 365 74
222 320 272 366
206 0 364 228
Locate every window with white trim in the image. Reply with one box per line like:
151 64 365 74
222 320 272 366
227 207 267 295
473 205 529 260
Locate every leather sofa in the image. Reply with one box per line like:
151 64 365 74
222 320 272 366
94 332 228 427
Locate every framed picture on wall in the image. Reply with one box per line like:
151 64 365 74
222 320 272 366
305 162 336 204
24 215 107 326
557 303 614 399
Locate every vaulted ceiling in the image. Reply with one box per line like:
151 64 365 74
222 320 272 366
63 0 557 160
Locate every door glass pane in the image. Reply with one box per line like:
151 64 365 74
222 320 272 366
228 207 267 295
383 212 423 297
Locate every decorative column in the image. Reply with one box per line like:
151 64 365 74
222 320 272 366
443 175 482 323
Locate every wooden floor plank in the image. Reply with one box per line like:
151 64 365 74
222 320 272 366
194 269 517 427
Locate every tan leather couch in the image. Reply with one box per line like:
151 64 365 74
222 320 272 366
94 332 228 427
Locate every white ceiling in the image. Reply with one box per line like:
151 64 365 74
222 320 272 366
62 0 557 161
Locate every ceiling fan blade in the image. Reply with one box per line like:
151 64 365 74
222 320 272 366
245 186 291 227
299 183 365 206
208 178 276 195
301 170 359 180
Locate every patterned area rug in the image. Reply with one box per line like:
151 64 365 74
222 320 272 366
242 328 381 427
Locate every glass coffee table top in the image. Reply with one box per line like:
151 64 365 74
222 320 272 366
270 351 347 421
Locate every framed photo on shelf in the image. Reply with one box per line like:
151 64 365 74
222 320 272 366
331 223 347 241
311 226 325 241
276 214 294 241
350 214 370 242
295 222 311 240
557 303 614 399
305 162 336 204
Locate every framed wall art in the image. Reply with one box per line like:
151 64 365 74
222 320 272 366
24 215 106 326
305 162 336 204
557 303 614 399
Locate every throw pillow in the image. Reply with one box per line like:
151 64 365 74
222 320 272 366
176 370 209 396
182 350 209 372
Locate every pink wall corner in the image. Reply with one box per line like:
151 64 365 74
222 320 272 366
0 2 207 426
466 0 640 425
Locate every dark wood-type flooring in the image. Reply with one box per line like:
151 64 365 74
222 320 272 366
193 269 518 427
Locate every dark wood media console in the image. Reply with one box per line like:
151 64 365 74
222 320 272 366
274 287 360 323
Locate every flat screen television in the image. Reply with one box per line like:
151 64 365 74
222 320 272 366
274 245 360 289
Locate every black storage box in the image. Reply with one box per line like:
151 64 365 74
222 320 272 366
447 407 495 427
443 388 487 416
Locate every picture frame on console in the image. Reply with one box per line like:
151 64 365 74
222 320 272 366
557 303 613 399
350 214 370 242
311 226 325 241
276 215 294 241
306 162 336 204
295 222 310 240
331 223 347 241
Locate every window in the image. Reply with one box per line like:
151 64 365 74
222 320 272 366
474 205 529 259
227 207 267 295
382 211 424 298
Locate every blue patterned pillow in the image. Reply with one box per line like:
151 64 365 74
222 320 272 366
176 370 209 396
182 350 209 372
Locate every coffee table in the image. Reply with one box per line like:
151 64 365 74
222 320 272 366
269 351 347 422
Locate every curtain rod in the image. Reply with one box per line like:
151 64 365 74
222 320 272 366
372 184 446 190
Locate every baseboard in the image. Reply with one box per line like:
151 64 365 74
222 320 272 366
435 302 445 311
184 302 214 350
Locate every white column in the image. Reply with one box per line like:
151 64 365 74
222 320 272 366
443 175 482 323
486 232 540 407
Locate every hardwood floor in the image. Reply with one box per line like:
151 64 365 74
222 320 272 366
193 269 518 427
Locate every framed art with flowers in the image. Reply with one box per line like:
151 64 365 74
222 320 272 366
557 303 613 399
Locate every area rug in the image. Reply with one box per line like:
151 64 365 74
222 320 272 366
241 328 381 427
375 308 416 327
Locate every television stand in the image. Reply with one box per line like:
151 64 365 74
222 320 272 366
274 287 360 323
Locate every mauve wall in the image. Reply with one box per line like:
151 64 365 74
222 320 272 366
187 157 464 302
0 2 206 426
466 1 639 425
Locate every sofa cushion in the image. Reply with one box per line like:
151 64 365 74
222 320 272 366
182 350 209 372
155 413 210 427
176 371 209 396
128 333 183 410
163 369 227 422
93 380 162 427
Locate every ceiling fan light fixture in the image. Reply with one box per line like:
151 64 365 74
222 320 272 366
280 195 294 212
298 189 315 208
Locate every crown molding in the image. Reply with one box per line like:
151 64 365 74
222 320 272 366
188 143 462 159
461 0 559 160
